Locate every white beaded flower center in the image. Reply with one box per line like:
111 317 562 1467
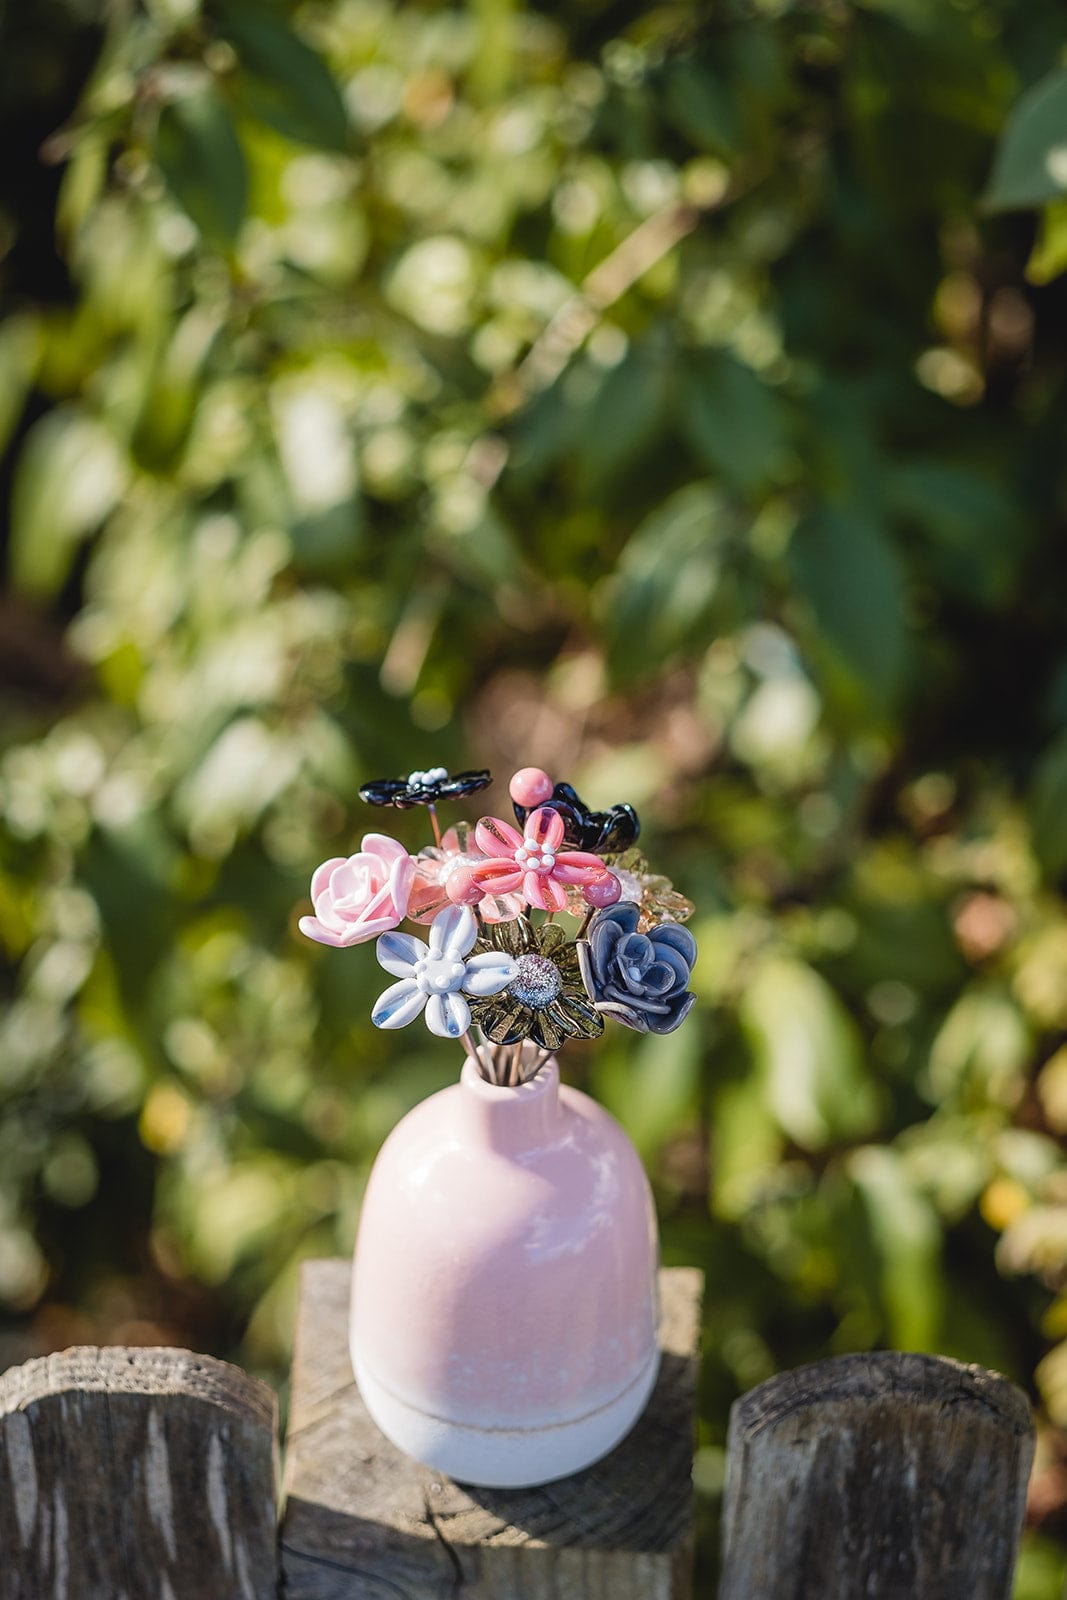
408 766 448 786
413 953 467 995
514 844 556 874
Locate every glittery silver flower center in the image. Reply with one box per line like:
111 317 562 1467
509 953 562 1010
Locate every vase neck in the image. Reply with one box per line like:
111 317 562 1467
459 1055 564 1156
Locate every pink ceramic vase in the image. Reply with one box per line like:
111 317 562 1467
349 1051 660 1487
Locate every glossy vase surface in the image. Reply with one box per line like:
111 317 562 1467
349 1055 660 1487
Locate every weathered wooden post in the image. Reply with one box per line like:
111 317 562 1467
0 1345 278 1600
280 1258 703 1600
718 1350 1035 1600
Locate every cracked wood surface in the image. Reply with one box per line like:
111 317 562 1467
718 1351 1035 1600
0 1345 278 1600
281 1259 702 1599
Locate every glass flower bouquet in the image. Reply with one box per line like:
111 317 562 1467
299 762 698 1488
300 763 697 1085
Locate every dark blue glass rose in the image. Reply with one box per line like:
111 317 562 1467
577 902 696 1034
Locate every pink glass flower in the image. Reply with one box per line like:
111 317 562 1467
406 824 524 926
470 808 606 913
299 834 415 948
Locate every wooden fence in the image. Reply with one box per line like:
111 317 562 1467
0 1260 1038 1599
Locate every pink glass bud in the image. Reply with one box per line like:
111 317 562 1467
583 870 622 909
509 767 553 808
445 863 486 905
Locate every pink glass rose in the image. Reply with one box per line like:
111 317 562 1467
299 835 415 948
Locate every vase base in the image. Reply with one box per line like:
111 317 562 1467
351 1344 661 1489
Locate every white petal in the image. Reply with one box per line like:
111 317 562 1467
376 930 428 978
462 952 519 997
429 904 477 960
425 990 471 1039
371 979 427 1030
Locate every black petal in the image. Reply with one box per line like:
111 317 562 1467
359 768 491 809
512 781 640 854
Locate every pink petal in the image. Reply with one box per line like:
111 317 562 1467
310 857 346 901
329 856 378 901
524 807 565 852
552 851 607 885
362 832 410 866
475 816 523 857
387 851 416 916
481 892 524 924
470 859 525 893
299 914 370 948
524 871 565 912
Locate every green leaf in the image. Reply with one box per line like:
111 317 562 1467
789 508 908 711
9 408 127 598
575 341 672 496
848 1146 944 1350
1027 197 1067 285
592 1026 702 1165
679 349 789 496
711 1074 784 1221
888 461 1025 606
598 483 731 683
1029 728 1067 881
0 315 38 458
740 955 881 1150
156 88 248 245
660 56 738 157
984 67 1067 212
214 0 350 152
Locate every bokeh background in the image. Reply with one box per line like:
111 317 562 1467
3 0 1067 1588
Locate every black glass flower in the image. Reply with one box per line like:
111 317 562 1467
468 918 604 1052
577 902 696 1034
512 781 640 854
359 766 492 810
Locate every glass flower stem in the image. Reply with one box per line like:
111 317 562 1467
462 1030 491 1082
427 803 442 847
576 907 595 940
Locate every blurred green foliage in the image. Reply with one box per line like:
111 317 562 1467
3 0 1067 1585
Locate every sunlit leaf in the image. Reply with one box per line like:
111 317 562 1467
9 407 127 598
848 1145 944 1350
740 955 881 1150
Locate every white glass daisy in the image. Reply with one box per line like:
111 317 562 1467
371 905 518 1039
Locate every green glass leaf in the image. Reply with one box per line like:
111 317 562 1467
155 87 248 246
984 68 1067 212
214 0 350 152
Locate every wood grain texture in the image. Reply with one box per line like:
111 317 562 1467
0 1345 279 1600
281 1259 702 1600
718 1350 1034 1600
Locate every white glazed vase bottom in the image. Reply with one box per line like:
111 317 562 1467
352 1343 661 1488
